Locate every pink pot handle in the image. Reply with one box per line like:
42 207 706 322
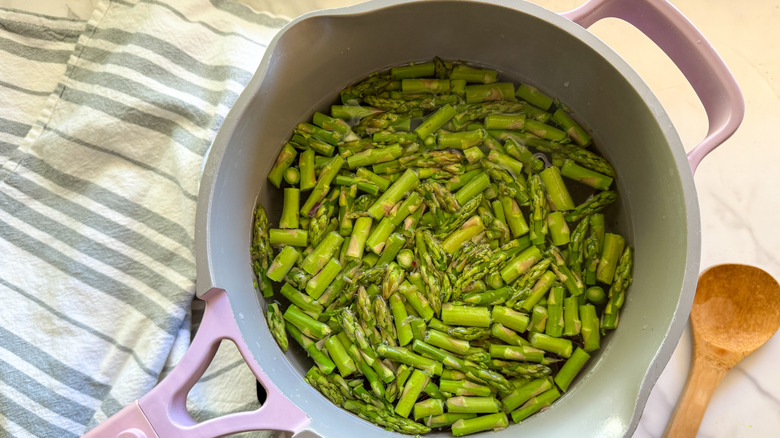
561 0 744 174
82 288 310 438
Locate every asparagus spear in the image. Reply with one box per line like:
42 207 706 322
266 303 288 352
510 387 560 423
515 83 554 110
268 142 297 188
395 369 430 418
446 396 502 414
367 169 420 220
601 246 634 330
527 173 548 246
344 399 431 434
501 377 553 412
250 204 274 297
287 322 335 374
596 233 625 285
554 347 590 392
564 190 617 223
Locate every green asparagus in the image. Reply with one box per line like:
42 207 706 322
254 57 636 435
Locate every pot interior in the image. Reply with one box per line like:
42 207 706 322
198 1 699 436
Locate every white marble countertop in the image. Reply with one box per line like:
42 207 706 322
4 0 777 436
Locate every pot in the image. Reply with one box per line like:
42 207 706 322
84 0 743 437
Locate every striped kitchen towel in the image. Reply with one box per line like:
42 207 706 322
0 0 291 436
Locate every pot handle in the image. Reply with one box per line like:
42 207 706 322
561 0 744 174
82 288 311 438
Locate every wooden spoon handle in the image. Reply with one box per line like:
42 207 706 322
663 354 731 438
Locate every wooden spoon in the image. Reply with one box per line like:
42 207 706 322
663 264 780 437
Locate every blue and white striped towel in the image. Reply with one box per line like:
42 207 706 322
0 1 295 436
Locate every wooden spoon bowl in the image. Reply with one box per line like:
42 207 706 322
664 264 780 437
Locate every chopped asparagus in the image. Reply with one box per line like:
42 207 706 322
254 57 635 435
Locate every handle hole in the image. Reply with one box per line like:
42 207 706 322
587 17 707 152
183 339 264 427
256 379 268 405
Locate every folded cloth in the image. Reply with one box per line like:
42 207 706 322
0 1 291 436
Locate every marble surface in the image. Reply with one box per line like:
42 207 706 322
4 0 778 436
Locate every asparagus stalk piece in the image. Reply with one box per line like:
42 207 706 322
302 231 344 275
441 215 485 254
579 304 601 352
440 379 493 397
376 344 443 376
454 172 491 206
395 369 430 418
489 344 545 363
596 233 625 285
324 335 357 377
451 412 509 436
500 196 529 239
287 322 335 374
413 398 445 421
586 286 607 304
563 296 582 337
548 246 585 297
554 347 590 392
266 246 301 282
375 233 407 267
545 285 565 338
279 188 300 229
347 143 404 169
284 304 332 340
500 245 543 284
279 283 323 317
491 306 530 333
518 271 557 313
529 305 548 334
450 64 498 84
425 329 471 355
367 169 420 220
561 159 612 190
515 83 554 110
539 166 575 211
510 387 561 423
547 211 571 246
552 108 592 146
461 285 513 306
491 323 530 347
484 113 526 131
527 173 548 246
446 396 502 414
300 155 344 217
389 293 414 347
402 78 451 94
425 413 478 429
415 104 457 140
465 83 515 103
268 142 297 188
305 258 342 300
441 303 491 328
438 129 486 150
391 61 435 79
501 377 553 413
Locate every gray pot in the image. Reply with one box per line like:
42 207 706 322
83 0 743 437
